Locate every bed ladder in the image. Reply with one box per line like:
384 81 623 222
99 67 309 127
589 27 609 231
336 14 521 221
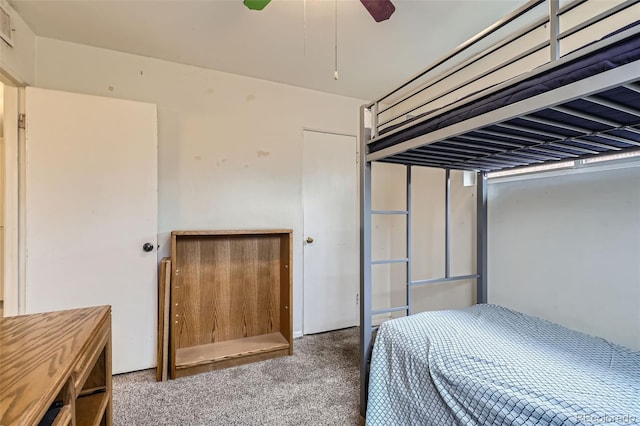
359 105 488 416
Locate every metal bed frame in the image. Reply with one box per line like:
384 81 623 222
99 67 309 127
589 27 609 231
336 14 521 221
359 0 640 415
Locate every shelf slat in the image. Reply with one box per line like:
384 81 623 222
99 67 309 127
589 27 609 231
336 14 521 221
176 333 290 369
51 405 72 426
76 392 109 426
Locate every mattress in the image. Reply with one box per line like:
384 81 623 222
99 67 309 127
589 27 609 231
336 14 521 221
366 304 640 425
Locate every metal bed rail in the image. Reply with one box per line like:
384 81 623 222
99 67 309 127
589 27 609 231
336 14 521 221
366 0 640 143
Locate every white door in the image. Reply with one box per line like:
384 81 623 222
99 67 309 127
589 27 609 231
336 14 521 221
303 130 359 334
24 87 158 374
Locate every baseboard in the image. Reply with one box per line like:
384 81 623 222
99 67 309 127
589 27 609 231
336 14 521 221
293 331 303 339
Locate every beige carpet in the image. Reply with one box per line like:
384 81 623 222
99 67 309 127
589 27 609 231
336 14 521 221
113 327 364 426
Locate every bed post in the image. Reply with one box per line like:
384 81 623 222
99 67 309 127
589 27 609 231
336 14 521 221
476 171 488 304
549 0 560 61
360 105 373 417
445 169 451 279
406 165 412 315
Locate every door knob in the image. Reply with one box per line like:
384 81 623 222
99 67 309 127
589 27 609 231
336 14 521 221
143 242 154 252
306 237 314 244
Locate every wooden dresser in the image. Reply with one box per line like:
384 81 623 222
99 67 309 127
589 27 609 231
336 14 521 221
0 305 112 426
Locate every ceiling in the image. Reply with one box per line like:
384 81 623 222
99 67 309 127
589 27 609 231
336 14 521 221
10 0 525 100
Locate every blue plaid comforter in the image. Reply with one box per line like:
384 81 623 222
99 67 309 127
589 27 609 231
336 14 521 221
366 304 640 425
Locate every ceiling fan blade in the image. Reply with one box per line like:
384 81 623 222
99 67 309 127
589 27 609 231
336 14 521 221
360 0 396 22
244 0 271 10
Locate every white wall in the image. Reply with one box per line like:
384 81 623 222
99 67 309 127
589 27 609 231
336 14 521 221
371 163 476 319
409 168 476 313
0 0 35 84
34 37 364 337
488 165 640 350
0 82 3 300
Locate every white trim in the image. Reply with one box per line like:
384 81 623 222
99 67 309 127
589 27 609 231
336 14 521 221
488 161 575 179
293 331 303 339
489 156 640 184
17 87 24 315
2 85 19 316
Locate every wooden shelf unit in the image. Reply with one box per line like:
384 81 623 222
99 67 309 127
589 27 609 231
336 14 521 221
170 229 293 379
0 306 112 426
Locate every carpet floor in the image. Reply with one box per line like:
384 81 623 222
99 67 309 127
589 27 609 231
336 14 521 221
113 327 364 426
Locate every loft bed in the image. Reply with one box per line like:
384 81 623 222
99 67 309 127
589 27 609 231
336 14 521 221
359 0 640 422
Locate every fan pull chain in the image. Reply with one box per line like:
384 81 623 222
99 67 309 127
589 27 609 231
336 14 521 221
334 0 339 80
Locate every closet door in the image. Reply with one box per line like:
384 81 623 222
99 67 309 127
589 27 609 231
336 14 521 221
24 87 158 374
303 130 359 334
